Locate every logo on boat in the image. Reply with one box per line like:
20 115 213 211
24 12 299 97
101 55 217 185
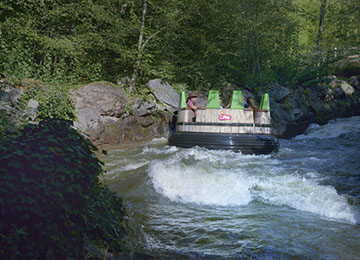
218 110 232 121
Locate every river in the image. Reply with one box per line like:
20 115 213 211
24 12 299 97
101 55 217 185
100 116 360 260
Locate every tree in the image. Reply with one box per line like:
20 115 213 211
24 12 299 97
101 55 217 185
317 0 327 59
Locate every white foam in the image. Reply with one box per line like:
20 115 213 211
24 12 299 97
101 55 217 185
252 175 356 223
148 137 168 144
295 116 360 140
148 148 357 223
149 161 253 206
142 145 178 155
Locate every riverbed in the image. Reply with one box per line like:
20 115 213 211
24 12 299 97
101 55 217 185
100 116 360 259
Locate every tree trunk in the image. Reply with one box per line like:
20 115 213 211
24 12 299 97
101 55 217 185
317 0 327 60
129 0 147 93
252 32 261 77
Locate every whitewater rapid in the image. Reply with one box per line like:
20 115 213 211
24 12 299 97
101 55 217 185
148 146 356 223
101 116 360 259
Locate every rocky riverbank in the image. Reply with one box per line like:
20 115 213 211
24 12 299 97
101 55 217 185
1 75 360 148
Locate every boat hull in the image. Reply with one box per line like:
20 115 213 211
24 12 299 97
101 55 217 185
168 131 279 155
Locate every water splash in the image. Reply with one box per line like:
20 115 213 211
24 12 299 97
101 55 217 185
252 174 356 223
295 116 360 140
148 147 357 223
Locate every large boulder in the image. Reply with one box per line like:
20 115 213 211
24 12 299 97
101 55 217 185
73 108 104 141
130 98 156 117
269 84 291 103
72 82 129 117
70 81 173 146
147 79 179 112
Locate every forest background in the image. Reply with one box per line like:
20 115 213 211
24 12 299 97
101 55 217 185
1 0 359 94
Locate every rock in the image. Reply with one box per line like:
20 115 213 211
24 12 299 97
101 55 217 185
131 98 156 117
314 84 328 99
137 116 154 127
349 76 359 89
8 88 23 106
339 80 355 95
0 87 24 126
23 99 39 121
328 75 338 88
73 107 104 141
72 82 129 117
334 87 346 99
98 116 122 144
270 101 291 136
116 116 145 141
69 81 173 145
290 108 303 121
147 79 179 112
269 84 291 103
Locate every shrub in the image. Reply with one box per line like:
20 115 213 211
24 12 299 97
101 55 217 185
0 118 124 259
19 82 75 122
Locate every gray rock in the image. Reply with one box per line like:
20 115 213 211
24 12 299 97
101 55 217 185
290 108 303 121
328 75 338 88
8 88 23 106
147 79 179 112
339 80 355 95
72 82 129 117
23 99 39 121
137 116 154 127
131 98 156 117
270 101 291 136
349 76 359 89
269 85 291 103
74 107 104 141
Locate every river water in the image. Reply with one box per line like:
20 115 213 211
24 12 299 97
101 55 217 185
100 116 360 260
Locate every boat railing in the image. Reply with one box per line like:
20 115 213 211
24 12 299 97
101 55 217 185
176 109 271 134
176 90 272 134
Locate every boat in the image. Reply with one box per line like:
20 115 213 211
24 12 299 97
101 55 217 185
168 90 279 155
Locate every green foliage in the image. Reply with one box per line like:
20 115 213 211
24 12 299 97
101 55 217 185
19 82 75 121
0 118 125 259
0 109 16 144
0 0 359 93
36 86 75 121
330 62 360 78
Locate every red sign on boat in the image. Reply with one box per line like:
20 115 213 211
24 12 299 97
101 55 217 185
219 112 232 121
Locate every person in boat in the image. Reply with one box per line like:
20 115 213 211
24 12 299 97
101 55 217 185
246 97 257 110
186 91 199 122
245 97 269 122
243 96 248 108
245 97 258 121
220 96 230 109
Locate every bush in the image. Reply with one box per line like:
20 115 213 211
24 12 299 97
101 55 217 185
331 61 360 78
19 81 75 122
0 118 125 259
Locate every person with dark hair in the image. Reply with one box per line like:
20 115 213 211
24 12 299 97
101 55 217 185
246 97 257 110
220 96 229 109
245 97 258 121
186 92 199 122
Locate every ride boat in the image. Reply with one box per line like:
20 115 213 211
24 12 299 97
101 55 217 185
168 90 279 155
